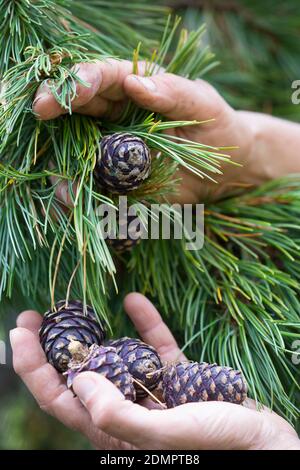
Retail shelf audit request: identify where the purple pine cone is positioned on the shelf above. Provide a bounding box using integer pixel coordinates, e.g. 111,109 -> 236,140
108,213 -> 142,253
107,337 -> 163,399
109,236 -> 140,253
162,362 -> 248,408
65,343 -> 136,401
39,300 -> 105,373
94,133 -> 151,193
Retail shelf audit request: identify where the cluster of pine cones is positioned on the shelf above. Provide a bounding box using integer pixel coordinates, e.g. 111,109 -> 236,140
39,300 -> 248,407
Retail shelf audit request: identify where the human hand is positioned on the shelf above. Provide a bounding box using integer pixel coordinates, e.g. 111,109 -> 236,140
33,59 -> 256,204
11,293 -> 300,450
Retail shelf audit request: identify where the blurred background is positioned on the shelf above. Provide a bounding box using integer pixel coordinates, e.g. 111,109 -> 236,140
0,0 -> 299,449
169,0 -> 300,121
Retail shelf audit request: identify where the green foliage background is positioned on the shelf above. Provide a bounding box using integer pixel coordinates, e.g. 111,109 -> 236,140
170,0 -> 300,121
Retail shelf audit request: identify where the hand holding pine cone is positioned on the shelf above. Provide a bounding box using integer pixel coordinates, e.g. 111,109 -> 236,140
40,300 -> 248,407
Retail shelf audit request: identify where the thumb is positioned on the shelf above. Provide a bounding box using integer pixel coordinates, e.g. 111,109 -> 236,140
73,371 -> 126,414
33,62 -> 102,120
73,373 -> 266,450
73,372 -> 155,447
124,73 -> 231,122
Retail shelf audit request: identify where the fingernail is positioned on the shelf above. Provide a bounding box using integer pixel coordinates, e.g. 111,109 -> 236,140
133,76 -> 157,92
32,95 -> 43,107
32,95 -> 46,116
9,328 -> 20,347
32,81 -> 51,109
73,375 -> 96,403
33,89 -> 48,107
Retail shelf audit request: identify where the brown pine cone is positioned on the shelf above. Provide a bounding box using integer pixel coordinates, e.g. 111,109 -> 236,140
107,213 -> 142,253
161,361 -> 248,408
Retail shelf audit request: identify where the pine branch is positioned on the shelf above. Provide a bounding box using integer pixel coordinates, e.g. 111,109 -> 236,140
1,0 -> 298,426
0,5 -> 226,313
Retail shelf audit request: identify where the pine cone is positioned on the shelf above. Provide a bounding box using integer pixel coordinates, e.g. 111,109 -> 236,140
39,300 -> 105,373
94,133 -> 151,193
107,337 -> 163,399
108,213 -> 142,253
109,237 -> 140,253
161,362 -> 247,408
65,342 -> 136,401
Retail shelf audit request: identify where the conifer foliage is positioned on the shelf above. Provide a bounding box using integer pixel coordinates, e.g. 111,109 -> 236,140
0,0 -> 299,425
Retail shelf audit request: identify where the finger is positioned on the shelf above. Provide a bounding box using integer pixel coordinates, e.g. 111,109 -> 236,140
72,94 -> 110,117
73,372 -> 165,448
162,401 -> 263,450
33,62 -> 102,120
47,161 -> 77,209
16,310 -> 42,335
123,293 -> 186,362
139,397 -> 163,410
48,173 -> 77,208
11,326 -> 131,449
75,98 -> 128,121
10,327 -> 91,433
92,59 -> 135,100
178,401 -> 263,450
74,372 -> 262,450
34,59 -> 135,120
243,398 -> 274,416
124,73 -> 231,122
243,398 -> 259,410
